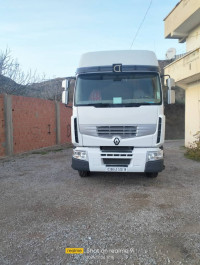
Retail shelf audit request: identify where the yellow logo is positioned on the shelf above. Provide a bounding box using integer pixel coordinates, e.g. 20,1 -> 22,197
65,248 -> 84,254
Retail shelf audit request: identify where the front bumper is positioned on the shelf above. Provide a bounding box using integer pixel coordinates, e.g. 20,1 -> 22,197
145,159 -> 164,172
72,158 -> 89,171
71,147 -> 164,173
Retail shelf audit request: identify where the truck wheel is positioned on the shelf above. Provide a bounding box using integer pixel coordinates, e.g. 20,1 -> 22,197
78,171 -> 89,177
145,172 -> 158,178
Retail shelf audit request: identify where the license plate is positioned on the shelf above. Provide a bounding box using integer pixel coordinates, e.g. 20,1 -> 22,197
106,167 -> 128,172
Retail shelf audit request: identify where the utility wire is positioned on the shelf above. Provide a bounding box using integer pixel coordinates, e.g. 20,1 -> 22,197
130,0 -> 153,49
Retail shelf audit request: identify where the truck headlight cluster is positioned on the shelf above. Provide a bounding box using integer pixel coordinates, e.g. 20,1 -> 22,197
147,150 -> 163,161
73,150 -> 87,160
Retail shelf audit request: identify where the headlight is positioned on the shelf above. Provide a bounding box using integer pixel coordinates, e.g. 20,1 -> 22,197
73,150 -> 87,160
147,150 -> 163,161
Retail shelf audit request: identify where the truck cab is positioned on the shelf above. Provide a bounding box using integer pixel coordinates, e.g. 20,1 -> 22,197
62,50 -> 175,178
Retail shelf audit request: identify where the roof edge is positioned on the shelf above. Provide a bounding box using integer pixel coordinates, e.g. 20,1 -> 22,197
163,0 -> 182,21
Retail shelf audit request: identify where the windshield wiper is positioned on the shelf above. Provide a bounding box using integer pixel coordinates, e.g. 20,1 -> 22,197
93,103 -> 113,108
77,102 -> 155,107
121,102 -> 154,107
88,103 -> 143,107
78,103 -> 113,107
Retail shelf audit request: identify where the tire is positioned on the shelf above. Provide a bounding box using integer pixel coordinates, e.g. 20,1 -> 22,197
145,172 -> 158,178
78,171 -> 90,177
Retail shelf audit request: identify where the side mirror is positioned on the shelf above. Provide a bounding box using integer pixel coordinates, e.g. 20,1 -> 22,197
62,90 -> 69,104
62,79 -> 69,105
168,90 -> 175,104
167,78 -> 175,104
62,79 -> 69,90
166,78 -> 175,90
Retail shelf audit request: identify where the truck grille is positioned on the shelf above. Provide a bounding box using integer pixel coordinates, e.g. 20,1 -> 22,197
79,124 -> 156,138
100,147 -> 133,159
97,126 -> 137,138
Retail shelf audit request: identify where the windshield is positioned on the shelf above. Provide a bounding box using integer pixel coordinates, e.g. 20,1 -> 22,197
75,73 -> 162,107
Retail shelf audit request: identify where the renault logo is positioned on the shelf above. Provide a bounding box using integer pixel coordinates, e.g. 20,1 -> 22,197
113,137 -> 120,145
113,64 -> 122,73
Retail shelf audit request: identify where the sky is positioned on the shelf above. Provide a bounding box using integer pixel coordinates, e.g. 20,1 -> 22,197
0,0 -> 185,79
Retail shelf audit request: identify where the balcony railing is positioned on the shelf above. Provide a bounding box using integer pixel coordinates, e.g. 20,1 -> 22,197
164,48 -> 200,86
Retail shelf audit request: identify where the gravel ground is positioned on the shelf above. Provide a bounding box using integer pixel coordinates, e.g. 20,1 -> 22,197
0,140 -> 200,265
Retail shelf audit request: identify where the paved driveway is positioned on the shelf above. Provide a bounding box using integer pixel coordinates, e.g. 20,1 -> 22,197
0,140 -> 200,265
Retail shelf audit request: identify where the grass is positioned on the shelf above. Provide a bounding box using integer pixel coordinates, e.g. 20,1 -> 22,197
185,132 -> 200,162
32,148 -> 64,155
32,151 -> 49,155
180,146 -> 186,150
52,148 -> 63,152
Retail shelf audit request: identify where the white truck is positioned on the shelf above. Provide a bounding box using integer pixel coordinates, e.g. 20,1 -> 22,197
62,50 -> 175,178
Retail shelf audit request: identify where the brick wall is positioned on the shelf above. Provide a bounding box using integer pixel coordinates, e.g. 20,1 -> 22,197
12,96 -> 57,154
0,95 -> 6,157
0,94 -> 72,157
60,103 -> 72,144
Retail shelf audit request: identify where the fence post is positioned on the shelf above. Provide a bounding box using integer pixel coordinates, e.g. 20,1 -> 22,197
55,101 -> 60,145
4,94 -> 13,156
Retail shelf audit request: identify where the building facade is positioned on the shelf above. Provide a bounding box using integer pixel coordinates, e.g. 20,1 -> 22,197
164,0 -> 200,146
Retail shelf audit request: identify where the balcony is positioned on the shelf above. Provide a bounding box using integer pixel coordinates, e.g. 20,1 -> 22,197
164,0 -> 200,42
164,47 -> 200,87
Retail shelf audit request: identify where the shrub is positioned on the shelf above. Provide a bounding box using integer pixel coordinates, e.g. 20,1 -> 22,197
185,131 -> 200,161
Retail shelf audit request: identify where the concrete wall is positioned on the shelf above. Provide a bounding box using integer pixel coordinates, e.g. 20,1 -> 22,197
185,82 -> 200,146
165,104 -> 185,140
164,48 -> 200,86
164,0 -> 200,147
60,103 -> 72,144
164,0 -> 200,39
0,94 -> 72,157
187,25 -> 200,52
0,95 -> 6,157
